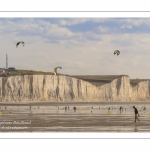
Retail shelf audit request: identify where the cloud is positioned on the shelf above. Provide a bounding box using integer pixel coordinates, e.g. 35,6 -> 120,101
120,24 -> 133,29
0,19 -> 76,42
98,26 -> 109,32
58,18 -> 108,26
1,18 -> 150,79
119,18 -> 150,26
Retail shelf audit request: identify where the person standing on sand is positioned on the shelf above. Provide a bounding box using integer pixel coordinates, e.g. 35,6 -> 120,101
119,107 -> 122,113
133,106 -> 140,122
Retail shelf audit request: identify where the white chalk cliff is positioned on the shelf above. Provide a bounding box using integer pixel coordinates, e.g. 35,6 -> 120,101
0,75 -> 150,102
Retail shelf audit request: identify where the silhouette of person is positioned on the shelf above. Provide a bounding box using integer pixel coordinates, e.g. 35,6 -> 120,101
133,106 -> 140,122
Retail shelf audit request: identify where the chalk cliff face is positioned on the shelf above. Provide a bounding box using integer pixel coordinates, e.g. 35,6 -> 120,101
0,75 -> 150,102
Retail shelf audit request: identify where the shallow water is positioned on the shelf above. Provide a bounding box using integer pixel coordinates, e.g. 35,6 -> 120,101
0,104 -> 148,115
0,103 -> 149,132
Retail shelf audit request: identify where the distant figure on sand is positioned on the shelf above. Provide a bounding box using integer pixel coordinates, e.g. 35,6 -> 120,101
73,107 -> 76,112
133,106 -> 140,122
119,107 -> 123,113
65,107 -> 67,111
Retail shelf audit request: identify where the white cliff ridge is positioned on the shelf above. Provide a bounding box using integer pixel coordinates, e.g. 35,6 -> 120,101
0,75 -> 150,102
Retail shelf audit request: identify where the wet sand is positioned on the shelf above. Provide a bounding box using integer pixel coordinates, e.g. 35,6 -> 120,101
0,102 -> 149,132
0,114 -> 149,132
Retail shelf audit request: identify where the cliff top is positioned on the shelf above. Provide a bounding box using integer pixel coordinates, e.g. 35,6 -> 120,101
71,75 -> 150,87
1,70 -> 150,87
130,79 -> 150,87
71,75 -> 127,86
0,69 -> 65,77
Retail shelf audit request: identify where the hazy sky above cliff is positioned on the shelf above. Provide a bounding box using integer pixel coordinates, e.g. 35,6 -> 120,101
0,17 -> 150,79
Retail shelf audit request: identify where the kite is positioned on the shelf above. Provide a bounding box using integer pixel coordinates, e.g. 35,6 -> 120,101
114,50 -> 120,56
54,66 -> 62,76
16,41 -> 25,48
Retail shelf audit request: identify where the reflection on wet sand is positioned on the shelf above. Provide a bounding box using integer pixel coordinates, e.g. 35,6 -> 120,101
0,103 -> 149,132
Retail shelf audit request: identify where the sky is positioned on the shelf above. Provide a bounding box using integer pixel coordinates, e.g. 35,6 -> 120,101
0,18 -> 150,79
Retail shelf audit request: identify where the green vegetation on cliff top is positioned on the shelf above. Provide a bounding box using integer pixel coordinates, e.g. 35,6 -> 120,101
0,69 -> 68,77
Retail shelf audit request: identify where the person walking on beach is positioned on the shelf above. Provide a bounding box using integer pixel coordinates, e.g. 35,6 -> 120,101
73,107 -> 76,112
119,107 -> 122,113
133,106 -> 140,122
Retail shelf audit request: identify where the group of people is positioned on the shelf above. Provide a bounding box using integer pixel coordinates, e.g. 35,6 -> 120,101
121,106 -> 140,122
65,106 -> 69,110
108,106 -> 141,123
